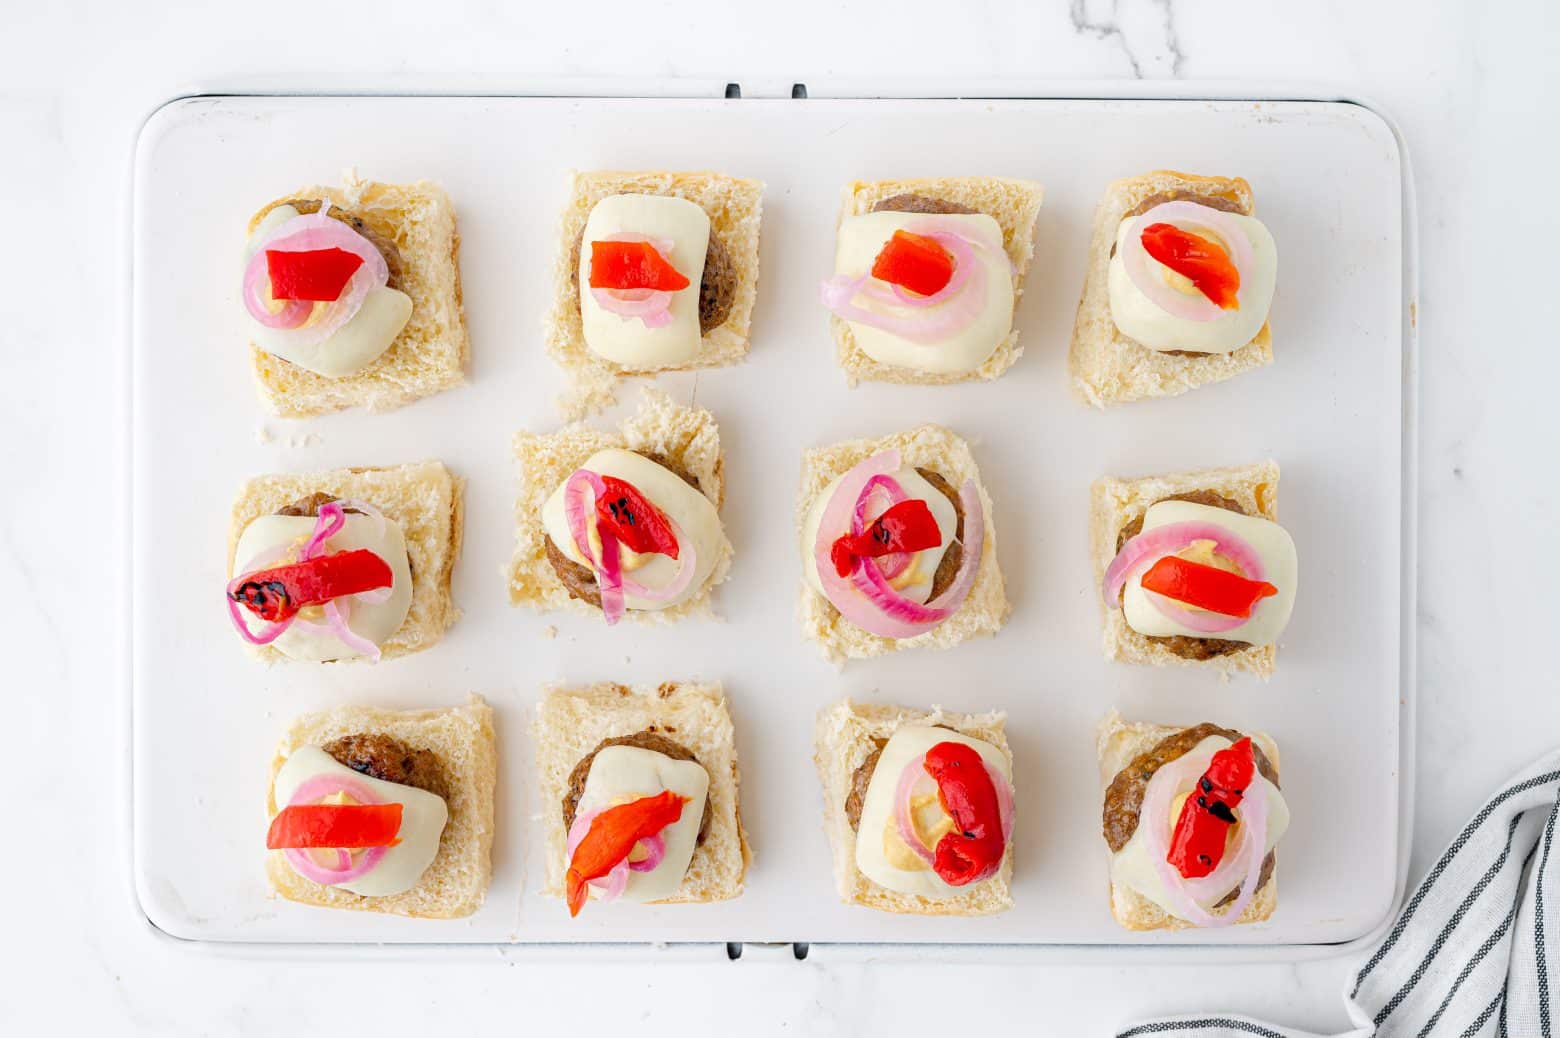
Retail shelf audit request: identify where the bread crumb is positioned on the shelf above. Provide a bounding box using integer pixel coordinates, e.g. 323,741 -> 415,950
255,425 -> 273,445
287,432 -> 322,449
542,625 -> 557,640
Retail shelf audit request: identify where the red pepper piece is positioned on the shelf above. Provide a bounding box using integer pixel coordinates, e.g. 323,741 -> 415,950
588,240 -> 691,292
566,790 -> 687,917
922,741 -> 1006,887
1140,556 -> 1277,619
870,230 -> 955,297
1167,737 -> 1256,879
1139,223 -> 1241,309
266,802 -> 404,850
595,476 -> 680,560
265,247 -> 365,302
830,499 -> 943,577
229,548 -> 394,624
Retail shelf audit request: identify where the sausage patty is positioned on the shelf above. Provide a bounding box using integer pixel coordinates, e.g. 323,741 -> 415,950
543,451 -> 703,609
1101,722 -> 1278,907
916,468 -> 966,601
1115,490 -> 1249,661
321,733 -> 446,799
844,724 -> 959,832
254,198 -> 405,292
871,194 -> 979,216
562,730 -> 712,845
571,223 -> 735,335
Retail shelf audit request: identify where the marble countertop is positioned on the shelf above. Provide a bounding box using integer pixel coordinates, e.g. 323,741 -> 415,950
4,0 -> 1557,1032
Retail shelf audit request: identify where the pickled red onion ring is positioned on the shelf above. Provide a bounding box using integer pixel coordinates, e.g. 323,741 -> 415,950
565,806 -> 667,903
588,233 -> 680,329
301,502 -> 347,560
852,474 -> 912,580
562,468 -> 697,622
820,230 -> 991,344
242,210 -> 389,346
1139,745 -> 1269,927
892,750 -> 1014,871
242,258 -> 311,328
628,832 -> 666,873
1122,201 -> 1255,323
1144,591 -> 1246,634
1101,521 -> 1265,608
282,773 -> 390,886
324,598 -> 381,663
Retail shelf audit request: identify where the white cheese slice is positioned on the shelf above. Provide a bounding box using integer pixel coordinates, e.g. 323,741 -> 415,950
800,466 -> 958,606
1120,500 -> 1298,646
573,745 -> 709,904
854,726 -> 1012,900
230,512 -> 413,661
1107,209 -> 1277,354
540,449 -> 726,612
579,195 -> 709,368
272,746 -> 448,898
833,211 -> 1013,374
1109,735 -> 1290,922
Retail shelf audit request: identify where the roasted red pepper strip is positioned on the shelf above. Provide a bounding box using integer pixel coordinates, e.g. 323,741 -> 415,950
830,499 -> 942,577
595,476 -> 680,560
265,247 -> 365,302
588,240 -> 691,292
870,230 -> 955,297
1168,737 -> 1256,879
1139,223 -> 1241,309
229,549 -> 394,624
266,802 -> 403,850
1140,556 -> 1277,619
923,741 -> 1006,887
566,790 -> 687,917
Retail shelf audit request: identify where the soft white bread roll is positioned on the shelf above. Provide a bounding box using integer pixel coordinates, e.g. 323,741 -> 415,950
545,170 -> 764,419
813,699 -> 1014,916
1068,171 -> 1274,407
1089,460 -> 1281,679
533,682 -> 749,906
830,177 -> 1044,387
246,173 -> 468,417
506,389 -> 731,623
1096,710 -> 1279,931
227,460 -> 463,663
265,695 -> 496,919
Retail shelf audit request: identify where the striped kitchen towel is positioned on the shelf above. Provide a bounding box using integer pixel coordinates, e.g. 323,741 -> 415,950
1117,748 -> 1560,1038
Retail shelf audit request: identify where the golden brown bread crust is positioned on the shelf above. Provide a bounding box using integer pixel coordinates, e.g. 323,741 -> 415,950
561,730 -> 713,845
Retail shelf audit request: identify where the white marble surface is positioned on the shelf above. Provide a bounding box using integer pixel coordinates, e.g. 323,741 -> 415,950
2,0 -> 1557,1032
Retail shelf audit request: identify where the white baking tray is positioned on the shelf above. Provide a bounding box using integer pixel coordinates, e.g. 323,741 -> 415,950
130,91 -> 1411,954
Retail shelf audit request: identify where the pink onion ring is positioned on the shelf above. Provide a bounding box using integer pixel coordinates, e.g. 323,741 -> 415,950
282,772 -> 390,886
1139,744 -> 1269,927
1102,520 -> 1266,608
563,470 -> 625,624
1145,591 -> 1247,634
628,832 -> 666,873
820,226 -> 1001,344
852,474 -> 912,580
323,598 -> 381,663
587,233 -> 681,329
892,749 -> 1014,872
301,502 -> 347,560
564,806 -> 666,903
242,210 -> 389,345
1122,201 -> 1255,322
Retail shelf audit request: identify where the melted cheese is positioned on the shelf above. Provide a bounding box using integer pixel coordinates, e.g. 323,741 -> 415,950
854,726 -> 1011,900
230,512 -> 413,661
272,746 -> 448,898
833,211 -> 1013,374
578,195 -> 709,367
800,467 -> 959,606
573,745 -> 709,904
1109,735 -> 1290,922
1120,500 -> 1298,646
242,204 -> 412,377
1107,208 -> 1277,354
539,449 -> 727,611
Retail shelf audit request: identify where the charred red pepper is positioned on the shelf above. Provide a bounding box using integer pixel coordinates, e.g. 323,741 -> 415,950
566,790 -> 687,917
265,247 -> 365,302
229,549 -> 394,624
266,802 -> 403,850
922,741 -> 1006,887
1167,737 -> 1256,879
595,476 -> 680,560
870,230 -> 955,297
830,499 -> 942,577
588,240 -> 691,292
1140,556 -> 1277,619
1139,223 -> 1241,309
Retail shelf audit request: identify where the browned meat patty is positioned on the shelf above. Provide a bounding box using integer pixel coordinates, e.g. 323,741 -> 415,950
277,493 -> 365,517
916,468 -> 966,601
562,730 -> 712,846
254,198 -> 405,292
871,194 -> 979,216
543,451 -> 703,609
571,223 -> 735,335
1114,490 -> 1249,660
1101,721 -> 1279,907
844,724 -> 958,832
322,733 -> 445,798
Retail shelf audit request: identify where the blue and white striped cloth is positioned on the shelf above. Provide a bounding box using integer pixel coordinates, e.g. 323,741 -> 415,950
1118,749 -> 1560,1038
